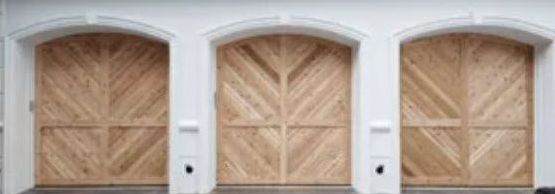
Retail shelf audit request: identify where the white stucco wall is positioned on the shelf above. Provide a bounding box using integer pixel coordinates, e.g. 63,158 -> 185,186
0,0 -> 6,190
3,0 -> 555,194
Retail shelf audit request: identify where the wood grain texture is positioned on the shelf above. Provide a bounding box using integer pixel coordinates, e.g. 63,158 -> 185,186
36,33 -> 169,186
464,34 -> 533,186
217,34 -> 351,185
401,33 -> 533,186
402,127 -> 464,185
37,127 -> 105,185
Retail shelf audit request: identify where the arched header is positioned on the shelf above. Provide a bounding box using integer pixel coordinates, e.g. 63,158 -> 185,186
199,15 -> 369,47
394,14 -> 555,45
7,14 -> 176,43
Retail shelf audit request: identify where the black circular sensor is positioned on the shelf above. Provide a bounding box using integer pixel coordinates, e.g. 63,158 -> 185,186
185,165 -> 194,174
376,165 -> 385,175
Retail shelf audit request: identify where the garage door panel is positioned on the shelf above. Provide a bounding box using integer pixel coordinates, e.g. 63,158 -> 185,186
286,37 -> 350,123
283,35 -> 323,71
465,37 -> 532,122
219,42 -> 281,91
37,127 -> 105,184
38,43 -> 106,123
36,33 -> 168,185
401,33 -> 533,186
108,38 -> 168,123
287,47 -> 347,91
286,127 -> 349,184
109,63 -> 168,123
234,35 -> 283,73
108,127 -> 167,183
402,127 -> 464,185
218,49 -> 281,122
287,73 -> 349,122
401,35 -> 463,121
219,76 -> 280,122
469,128 -> 531,184
218,127 -> 282,184
218,35 -> 351,185
47,36 -> 105,72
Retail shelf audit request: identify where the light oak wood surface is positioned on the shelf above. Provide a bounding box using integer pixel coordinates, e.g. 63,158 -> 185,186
401,33 -> 534,186
35,33 -> 169,186
216,34 -> 351,185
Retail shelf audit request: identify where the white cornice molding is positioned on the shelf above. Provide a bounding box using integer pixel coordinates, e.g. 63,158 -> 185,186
393,14 -> 474,40
7,14 -> 176,41
288,15 -> 369,40
482,15 -> 555,39
394,13 -> 555,41
199,14 -> 369,43
199,15 -> 279,40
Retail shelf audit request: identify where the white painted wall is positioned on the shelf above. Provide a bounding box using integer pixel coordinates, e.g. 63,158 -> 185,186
3,0 -> 555,194
0,0 -> 6,191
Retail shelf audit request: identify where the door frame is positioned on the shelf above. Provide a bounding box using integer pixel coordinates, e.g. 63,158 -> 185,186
2,14 -> 176,194
391,14 -> 555,190
197,15 -> 371,193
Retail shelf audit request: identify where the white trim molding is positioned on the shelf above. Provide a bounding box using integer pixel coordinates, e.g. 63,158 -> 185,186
195,14 -> 371,194
2,14 -> 177,194
394,13 -> 555,43
390,14 -> 555,192
199,14 -> 368,45
7,14 -> 176,41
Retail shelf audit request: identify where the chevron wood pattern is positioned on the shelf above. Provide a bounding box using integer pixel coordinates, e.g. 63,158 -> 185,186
401,33 -> 533,186
217,34 -> 351,185
36,33 -> 169,185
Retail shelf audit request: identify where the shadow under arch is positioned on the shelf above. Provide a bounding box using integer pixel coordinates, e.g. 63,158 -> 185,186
3,14 -> 177,194
194,15 -> 372,193
391,14 -> 555,191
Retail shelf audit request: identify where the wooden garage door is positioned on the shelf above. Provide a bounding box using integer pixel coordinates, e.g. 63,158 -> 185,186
217,34 -> 351,185
401,33 -> 534,186
35,33 -> 168,185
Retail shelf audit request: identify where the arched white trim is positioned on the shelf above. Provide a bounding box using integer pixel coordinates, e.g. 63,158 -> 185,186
394,14 -> 475,40
390,14 -> 555,192
199,14 -> 368,45
191,15 -> 370,194
394,14 -> 555,43
7,14 -> 176,41
2,14 -> 178,194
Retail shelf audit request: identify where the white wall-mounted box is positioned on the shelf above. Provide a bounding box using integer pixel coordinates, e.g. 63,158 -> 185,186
370,121 -> 392,158
179,120 -> 199,157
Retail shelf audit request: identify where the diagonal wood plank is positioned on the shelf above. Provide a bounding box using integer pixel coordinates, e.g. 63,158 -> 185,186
37,127 -> 105,184
217,34 -> 351,185
36,33 -> 169,185
401,33 -> 533,186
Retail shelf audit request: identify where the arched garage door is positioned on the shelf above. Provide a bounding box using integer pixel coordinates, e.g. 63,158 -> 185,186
216,34 -> 352,185
35,33 -> 169,185
401,33 -> 534,186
